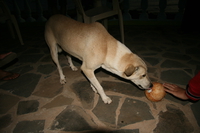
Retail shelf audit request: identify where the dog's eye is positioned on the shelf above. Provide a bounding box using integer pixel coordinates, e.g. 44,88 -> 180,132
142,74 -> 146,77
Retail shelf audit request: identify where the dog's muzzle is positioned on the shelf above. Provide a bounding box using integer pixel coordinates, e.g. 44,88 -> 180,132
138,83 -> 153,90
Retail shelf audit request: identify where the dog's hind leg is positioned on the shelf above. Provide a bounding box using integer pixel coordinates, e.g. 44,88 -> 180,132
66,55 -> 78,71
45,28 -> 66,84
50,45 -> 66,84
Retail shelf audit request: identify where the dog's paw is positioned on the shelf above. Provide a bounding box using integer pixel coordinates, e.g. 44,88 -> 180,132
60,78 -> 66,84
71,66 -> 78,71
102,96 -> 112,104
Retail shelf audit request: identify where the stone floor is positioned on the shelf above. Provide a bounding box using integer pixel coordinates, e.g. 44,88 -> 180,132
0,21 -> 200,133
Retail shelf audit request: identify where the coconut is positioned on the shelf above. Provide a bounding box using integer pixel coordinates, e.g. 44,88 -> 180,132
145,82 -> 166,102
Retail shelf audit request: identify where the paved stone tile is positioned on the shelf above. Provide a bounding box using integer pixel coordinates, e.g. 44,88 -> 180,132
191,101 -> 200,127
12,65 -> 34,74
195,66 -> 200,74
13,120 -> 45,133
102,81 -> 144,97
148,46 -> 163,52
12,45 -> 29,53
42,95 -> 73,109
186,47 -> 200,55
133,46 -> 148,53
0,93 -> 20,114
143,57 -> 162,66
161,70 -> 192,85
166,48 -> 180,52
187,60 -> 200,66
165,94 -> 189,105
148,67 -> 157,73
192,54 -> 200,59
118,98 -> 154,128
184,69 -> 193,75
112,129 -> 139,133
161,59 -> 187,68
42,47 -> 51,54
1,73 -> 41,97
87,129 -> 139,133
148,67 -> 159,79
182,38 -> 199,46
17,100 -> 39,115
133,36 -> 148,42
141,52 -> 158,56
163,36 -> 181,45
162,52 -> 191,61
51,105 -> 95,131
40,55 -> 52,62
154,104 -> 193,133
71,81 -> 95,109
162,41 -> 178,46
33,76 -> 63,98
18,54 -> 44,63
37,64 -> 56,74
93,96 -> 120,125
22,48 -> 41,54
85,130 -> 110,133
0,114 -> 12,130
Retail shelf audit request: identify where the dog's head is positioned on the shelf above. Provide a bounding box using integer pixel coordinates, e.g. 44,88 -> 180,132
123,64 -> 153,90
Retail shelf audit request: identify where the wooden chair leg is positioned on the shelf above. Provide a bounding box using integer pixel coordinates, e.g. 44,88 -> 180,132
7,20 -> 15,39
11,16 -> 24,45
118,10 -> 124,44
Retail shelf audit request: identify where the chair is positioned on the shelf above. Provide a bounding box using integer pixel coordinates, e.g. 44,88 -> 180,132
0,0 -> 24,45
73,0 -> 124,43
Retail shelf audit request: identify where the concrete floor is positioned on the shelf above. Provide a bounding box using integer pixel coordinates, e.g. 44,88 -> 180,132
0,22 -> 200,133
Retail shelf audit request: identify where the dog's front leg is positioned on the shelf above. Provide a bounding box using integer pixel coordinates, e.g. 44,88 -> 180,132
90,84 -> 97,93
81,66 -> 112,104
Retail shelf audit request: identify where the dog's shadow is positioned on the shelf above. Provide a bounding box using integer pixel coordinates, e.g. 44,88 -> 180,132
95,68 -> 139,89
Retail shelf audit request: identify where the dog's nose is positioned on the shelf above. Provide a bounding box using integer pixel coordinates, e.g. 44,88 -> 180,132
149,83 -> 153,88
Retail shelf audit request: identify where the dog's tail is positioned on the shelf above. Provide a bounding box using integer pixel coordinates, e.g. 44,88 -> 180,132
57,45 -> 63,53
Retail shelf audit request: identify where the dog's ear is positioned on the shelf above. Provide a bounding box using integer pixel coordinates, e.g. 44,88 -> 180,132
124,64 -> 138,77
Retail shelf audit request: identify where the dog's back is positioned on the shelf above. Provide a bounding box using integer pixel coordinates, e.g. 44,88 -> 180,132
45,14 -> 116,61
